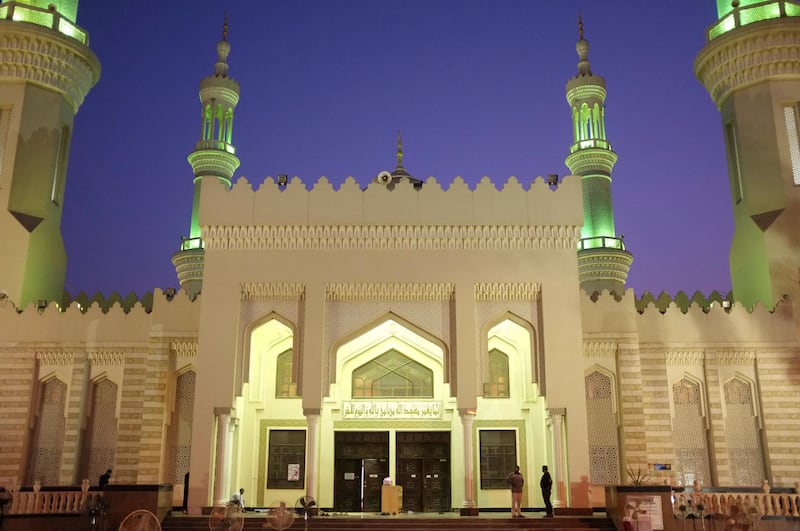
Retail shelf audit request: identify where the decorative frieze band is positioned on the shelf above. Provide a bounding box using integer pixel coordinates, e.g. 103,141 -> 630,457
87,351 -> 125,366
241,283 -> 305,301
665,350 -> 705,366
0,24 -> 100,112
474,282 -> 541,301
204,224 -> 581,252
696,22 -> 800,107
36,350 -> 74,366
707,350 -> 756,366
583,341 -> 618,358
170,342 -> 198,359
326,283 -> 454,301
342,401 -> 443,419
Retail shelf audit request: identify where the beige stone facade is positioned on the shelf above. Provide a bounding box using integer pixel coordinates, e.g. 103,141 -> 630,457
0,173 -> 798,513
1,0 -> 800,517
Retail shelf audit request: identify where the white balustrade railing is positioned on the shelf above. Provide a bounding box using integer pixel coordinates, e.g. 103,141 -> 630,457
4,479 -> 103,515
674,491 -> 800,519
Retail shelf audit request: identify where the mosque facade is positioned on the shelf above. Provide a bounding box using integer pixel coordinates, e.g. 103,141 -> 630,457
0,0 -> 799,515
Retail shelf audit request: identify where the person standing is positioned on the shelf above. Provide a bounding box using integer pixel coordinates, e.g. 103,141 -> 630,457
541,465 -> 553,517
506,465 -> 524,517
98,469 -> 112,489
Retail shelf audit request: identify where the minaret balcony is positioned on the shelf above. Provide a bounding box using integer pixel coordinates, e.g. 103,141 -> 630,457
708,0 -> 800,41
0,2 -> 88,44
569,139 -> 611,153
179,237 -> 203,252
578,235 -> 626,251
187,148 -> 240,183
194,140 -> 236,154
565,147 -> 618,176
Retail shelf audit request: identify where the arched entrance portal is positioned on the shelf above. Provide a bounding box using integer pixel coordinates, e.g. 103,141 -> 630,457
329,318 -> 451,513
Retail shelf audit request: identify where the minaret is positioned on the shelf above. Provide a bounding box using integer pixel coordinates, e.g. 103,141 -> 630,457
695,1 -> 800,308
565,16 -> 632,294
0,0 -> 100,308
172,17 -> 240,298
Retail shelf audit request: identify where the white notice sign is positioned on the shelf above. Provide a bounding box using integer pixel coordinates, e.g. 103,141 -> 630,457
626,495 -> 664,531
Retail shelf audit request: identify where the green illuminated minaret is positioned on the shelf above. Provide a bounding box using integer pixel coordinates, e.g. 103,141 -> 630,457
172,17 -> 240,298
565,17 -> 632,294
696,0 -> 800,308
0,0 -> 100,308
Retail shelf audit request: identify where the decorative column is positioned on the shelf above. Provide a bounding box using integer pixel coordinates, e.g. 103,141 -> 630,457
225,416 -> 239,500
459,409 -> 478,516
548,408 -> 567,509
213,407 -> 232,504
304,409 -> 321,501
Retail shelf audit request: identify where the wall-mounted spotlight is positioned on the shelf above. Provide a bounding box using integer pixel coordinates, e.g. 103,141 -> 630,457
277,174 -> 288,187
165,288 -> 177,301
547,174 -> 559,186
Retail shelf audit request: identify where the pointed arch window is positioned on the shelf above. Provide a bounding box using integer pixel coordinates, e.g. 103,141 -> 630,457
80,379 -> 119,483
724,378 -> 764,486
352,350 -> 433,398
585,371 -> 620,485
276,349 -> 297,398
166,371 -> 195,487
483,349 -> 509,398
26,378 -> 67,485
671,378 -> 711,487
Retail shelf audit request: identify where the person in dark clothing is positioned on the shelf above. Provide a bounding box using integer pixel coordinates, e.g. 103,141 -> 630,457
506,465 -> 524,517
99,469 -> 112,489
182,471 -> 189,513
541,465 -> 553,517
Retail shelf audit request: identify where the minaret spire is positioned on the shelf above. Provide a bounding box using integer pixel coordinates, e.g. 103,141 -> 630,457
397,130 -> 404,166
172,15 -> 242,298
564,14 -> 632,294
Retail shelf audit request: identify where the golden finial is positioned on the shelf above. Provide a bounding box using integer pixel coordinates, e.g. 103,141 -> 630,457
223,12 -> 229,41
397,130 -> 404,165
578,10 -> 584,39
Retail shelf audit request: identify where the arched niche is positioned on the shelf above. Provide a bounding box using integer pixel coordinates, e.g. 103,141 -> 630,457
331,313 -> 447,401
480,312 -> 539,398
242,312 -> 296,402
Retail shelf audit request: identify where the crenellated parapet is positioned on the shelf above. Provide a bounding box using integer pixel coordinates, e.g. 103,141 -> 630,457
199,175 -> 584,248
635,290 -> 733,313
0,288 -> 200,345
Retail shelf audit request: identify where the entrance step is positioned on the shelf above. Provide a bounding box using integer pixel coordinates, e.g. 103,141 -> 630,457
161,513 -> 616,531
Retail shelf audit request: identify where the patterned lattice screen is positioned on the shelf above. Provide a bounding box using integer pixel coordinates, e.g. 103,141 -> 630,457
585,371 -> 620,484
724,379 -> 765,486
28,379 -> 67,485
86,379 -> 118,483
0,108 -> 10,188
672,378 -> 711,486
168,371 -> 196,484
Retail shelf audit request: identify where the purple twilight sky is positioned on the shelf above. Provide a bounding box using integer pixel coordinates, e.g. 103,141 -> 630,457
62,0 -> 731,298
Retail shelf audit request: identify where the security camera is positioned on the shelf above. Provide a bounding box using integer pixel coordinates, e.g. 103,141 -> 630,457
376,171 -> 392,185
0,289 -> 7,300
